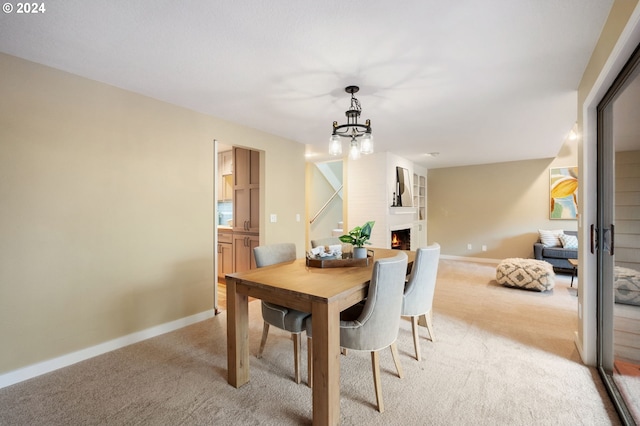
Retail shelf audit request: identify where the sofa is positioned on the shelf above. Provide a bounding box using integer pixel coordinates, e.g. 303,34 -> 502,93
533,230 -> 578,273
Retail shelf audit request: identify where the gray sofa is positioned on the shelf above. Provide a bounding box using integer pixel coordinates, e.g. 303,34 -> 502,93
533,230 -> 577,273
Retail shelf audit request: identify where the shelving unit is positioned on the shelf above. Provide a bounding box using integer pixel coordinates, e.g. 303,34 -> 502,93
413,173 -> 426,221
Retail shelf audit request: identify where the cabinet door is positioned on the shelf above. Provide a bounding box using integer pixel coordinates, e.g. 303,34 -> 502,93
218,151 -> 233,201
233,147 -> 260,232
218,243 -> 233,281
233,233 -> 258,273
221,150 -> 233,175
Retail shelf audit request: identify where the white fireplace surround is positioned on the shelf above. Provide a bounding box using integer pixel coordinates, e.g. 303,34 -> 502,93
346,152 -> 426,250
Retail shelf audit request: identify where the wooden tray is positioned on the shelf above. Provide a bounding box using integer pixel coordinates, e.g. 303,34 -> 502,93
305,250 -> 374,268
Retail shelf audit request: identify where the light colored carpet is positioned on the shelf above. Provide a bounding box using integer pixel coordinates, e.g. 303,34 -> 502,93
0,260 -> 621,425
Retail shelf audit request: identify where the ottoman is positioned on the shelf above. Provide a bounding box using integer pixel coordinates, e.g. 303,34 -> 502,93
496,258 -> 555,291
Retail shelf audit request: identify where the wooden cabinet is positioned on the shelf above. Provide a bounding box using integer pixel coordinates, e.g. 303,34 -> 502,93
217,230 -> 233,281
218,150 -> 233,202
233,147 -> 260,232
233,232 -> 259,273
219,150 -> 233,175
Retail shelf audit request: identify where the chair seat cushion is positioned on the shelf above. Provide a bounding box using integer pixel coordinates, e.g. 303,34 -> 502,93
496,258 -> 555,292
261,302 -> 309,332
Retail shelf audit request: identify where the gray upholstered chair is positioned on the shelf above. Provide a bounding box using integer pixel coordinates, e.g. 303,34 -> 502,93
307,251 -> 408,412
253,243 -> 310,384
402,243 -> 440,361
310,236 -> 341,248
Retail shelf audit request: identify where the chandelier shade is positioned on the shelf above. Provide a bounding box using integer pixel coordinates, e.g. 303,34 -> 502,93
329,86 -> 373,159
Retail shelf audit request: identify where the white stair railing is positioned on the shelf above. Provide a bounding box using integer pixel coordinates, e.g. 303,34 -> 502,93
309,185 -> 343,224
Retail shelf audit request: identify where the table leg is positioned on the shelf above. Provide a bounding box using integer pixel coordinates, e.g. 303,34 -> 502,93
571,267 -> 576,288
226,276 -> 249,388
312,301 -> 341,426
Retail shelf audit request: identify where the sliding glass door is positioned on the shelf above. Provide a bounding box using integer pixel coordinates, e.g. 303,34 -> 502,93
597,43 -> 640,425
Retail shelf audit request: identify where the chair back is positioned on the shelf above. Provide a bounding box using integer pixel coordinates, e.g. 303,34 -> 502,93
340,251 -> 408,351
254,243 -> 296,268
310,237 -> 341,248
402,244 -> 440,316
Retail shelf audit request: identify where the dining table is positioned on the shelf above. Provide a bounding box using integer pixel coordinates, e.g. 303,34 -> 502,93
226,247 -> 415,425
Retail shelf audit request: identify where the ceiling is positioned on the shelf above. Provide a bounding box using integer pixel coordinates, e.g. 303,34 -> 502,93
0,1 -> 615,168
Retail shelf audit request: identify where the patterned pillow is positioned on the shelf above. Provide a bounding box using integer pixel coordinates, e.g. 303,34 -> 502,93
559,234 -> 578,249
538,229 -> 564,247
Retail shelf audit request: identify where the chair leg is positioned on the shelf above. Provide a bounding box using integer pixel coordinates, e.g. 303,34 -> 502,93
417,311 -> 436,342
390,342 -> 404,378
257,322 -> 270,358
424,311 -> 436,342
410,316 -> 421,361
292,333 -> 302,384
371,351 -> 384,413
307,336 -> 313,388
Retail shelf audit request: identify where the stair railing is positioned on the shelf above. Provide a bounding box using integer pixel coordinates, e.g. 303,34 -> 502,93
309,185 -> 343,224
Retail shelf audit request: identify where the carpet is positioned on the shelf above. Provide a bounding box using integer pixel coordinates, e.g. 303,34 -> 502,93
0,260 -> 621,425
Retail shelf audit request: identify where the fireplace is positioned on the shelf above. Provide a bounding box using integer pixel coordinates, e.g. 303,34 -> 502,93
391,228 -> 411,250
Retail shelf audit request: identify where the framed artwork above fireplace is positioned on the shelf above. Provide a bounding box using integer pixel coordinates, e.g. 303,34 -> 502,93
396,166 -> 413,207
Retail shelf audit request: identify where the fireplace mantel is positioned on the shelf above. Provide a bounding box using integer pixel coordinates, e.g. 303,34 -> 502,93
389,207 -> 417,215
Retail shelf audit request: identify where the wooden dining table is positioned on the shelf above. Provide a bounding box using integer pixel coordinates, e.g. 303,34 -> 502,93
226,248 -> 415,425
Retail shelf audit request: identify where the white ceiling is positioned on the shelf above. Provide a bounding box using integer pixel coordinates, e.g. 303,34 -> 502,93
0,0 -> 615,168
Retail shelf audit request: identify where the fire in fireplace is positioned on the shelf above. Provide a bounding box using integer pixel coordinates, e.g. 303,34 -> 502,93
391,228 -> 411,250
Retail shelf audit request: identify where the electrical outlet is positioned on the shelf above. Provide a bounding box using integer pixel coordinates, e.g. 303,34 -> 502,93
482,245 -> 487,252
296,214 -> 300,222
467,243 -> 472,250
270,214 -> 277,223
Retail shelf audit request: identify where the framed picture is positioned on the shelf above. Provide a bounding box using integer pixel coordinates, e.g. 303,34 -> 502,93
550,166 -> 578,219
396,166 -> 413,207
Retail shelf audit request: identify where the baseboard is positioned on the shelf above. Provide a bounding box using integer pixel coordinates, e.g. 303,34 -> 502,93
574,330 -> 587,365
440,254 -> 501,264
0,309 -> 216,390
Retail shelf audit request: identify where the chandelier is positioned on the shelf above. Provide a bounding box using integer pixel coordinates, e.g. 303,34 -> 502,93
329,86 -> 373,160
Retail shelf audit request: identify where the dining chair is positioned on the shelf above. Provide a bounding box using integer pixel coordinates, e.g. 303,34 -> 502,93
310,236 -> 341,248
253,243 -> 310,384
307,251 -> 409,413
402,243 -> 440,361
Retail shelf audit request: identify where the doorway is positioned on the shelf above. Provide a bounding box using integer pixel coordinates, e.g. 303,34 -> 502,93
596,42 -> 640,425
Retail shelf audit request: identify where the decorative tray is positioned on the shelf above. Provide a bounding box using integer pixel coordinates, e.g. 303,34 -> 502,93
305,250 -> 374,268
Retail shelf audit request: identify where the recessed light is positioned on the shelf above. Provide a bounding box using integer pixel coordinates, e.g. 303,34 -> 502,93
424,152 -> 439,157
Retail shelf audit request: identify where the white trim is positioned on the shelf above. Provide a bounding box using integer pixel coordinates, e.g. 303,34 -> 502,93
578,3 -> 640,366
390,223 -> 413,231
440,254 -> 501,264
0,309 -> 216,389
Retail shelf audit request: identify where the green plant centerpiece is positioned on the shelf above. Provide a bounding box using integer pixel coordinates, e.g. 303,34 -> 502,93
339,221 -> 375,259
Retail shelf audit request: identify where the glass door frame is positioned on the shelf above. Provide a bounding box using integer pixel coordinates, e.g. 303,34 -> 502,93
596,42 -> 640,426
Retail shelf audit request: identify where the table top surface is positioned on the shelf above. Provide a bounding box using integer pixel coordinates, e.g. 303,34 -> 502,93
227,248 -> 414,304
568,258 -> 578,267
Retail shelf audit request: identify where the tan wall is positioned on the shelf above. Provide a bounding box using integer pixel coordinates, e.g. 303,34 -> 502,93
0,53 -> 305,374
578,0 -> 639,121
427,138 -> 578,259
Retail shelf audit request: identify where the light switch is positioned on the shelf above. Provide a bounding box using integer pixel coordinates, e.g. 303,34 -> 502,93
296,214 -> 300,222
270,214 -> 277,223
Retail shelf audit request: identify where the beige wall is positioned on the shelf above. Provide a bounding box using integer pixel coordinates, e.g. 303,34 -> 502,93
0,53 -> 305,375
427,138 -> 578,260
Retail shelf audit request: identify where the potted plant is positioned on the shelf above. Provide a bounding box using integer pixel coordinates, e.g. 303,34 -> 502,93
339,221 -> 375,259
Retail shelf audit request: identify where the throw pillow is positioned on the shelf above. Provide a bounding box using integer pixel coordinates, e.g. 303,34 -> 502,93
559,233 -> 578,249
538,229 -> 564,247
